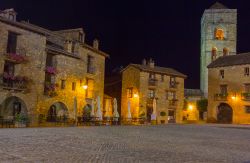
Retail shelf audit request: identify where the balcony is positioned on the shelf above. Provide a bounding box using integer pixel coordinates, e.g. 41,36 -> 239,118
169,81 -> 179,89
0,73 -> 29,92
4,53 -> 29,64
241,92 -> 250,101
214,93 -> 228,101
87,67 -> 96,74
148,79 -> 158,87
169,99 -> 178,107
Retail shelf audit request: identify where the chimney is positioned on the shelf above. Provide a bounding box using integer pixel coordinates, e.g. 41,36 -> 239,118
93,39 -> 99,49
0,8 -> 17,21
148,58 -> 155,68
142,59 -> 147,65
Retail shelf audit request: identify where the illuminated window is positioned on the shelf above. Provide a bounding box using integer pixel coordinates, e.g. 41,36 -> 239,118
215,28 -> 224,40
211,47 -> 217,61
127,88 -> 133,98
244,67 -> 249,76
148,89 -> 155,98
223,48 -> 229,56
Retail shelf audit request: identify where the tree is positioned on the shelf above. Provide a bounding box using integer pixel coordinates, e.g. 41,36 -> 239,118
196,99 -> 208,112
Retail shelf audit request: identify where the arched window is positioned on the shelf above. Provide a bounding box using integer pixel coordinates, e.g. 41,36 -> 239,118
215,28 -> 224,40
223,48 -> 229,56
211,47 -> 217,61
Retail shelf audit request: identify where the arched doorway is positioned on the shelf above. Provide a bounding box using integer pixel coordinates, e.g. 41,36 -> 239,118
0,96 -> 28,120
47,102 -> 68,122
217,103 -> 233,123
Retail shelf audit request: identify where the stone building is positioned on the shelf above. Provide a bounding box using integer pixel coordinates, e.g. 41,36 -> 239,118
183,89 -> 203,121
0,9 -> 109,125
207,53 -> 250,124
200,2 -> 237,97
121,59 -> 186,124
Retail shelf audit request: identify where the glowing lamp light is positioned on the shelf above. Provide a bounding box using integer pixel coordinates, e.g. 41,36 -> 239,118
83,85 -> 88,90
188,105 -> 193,111
231,95 -> 236,100
133,93 -> 139,98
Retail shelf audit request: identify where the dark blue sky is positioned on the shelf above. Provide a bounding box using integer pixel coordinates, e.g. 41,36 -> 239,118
1,0 -> 250,88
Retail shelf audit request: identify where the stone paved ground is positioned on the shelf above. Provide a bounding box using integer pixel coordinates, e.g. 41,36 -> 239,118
0,124 -> 250,163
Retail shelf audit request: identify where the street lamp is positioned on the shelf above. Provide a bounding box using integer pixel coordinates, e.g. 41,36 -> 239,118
83,85 -> 88,90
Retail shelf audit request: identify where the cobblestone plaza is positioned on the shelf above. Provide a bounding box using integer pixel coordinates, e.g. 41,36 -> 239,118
0,125 -> 250,162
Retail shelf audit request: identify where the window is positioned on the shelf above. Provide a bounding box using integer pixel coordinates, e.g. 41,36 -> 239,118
71,42 -> 75,53
167,91 -> 176,100
61,80 -> 66,89
127,88 -> 133,98
215,28 -> 224,40
161,75 -> 164,82
79,33 -> 83,42
244,67 -> 249,76
148,89 -> 155,98
87,55 -> 95,74
220,85 -> 227,94
72,82 -> 76,91
245,106 -> 250,114
220,70 -> 224,79
244,84 -> 250,93
3,61 -> 15,76
7,32 -> 18,53
9,14 -> 14,21
211,47 -> 217,61
149,73 -> 155,80
223,48 -> 229,56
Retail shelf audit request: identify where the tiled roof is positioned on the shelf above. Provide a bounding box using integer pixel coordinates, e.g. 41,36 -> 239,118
184,89 -> 203,97
209,2 -> 228,9
207,52 -> 250,68
123,64 -> 187,78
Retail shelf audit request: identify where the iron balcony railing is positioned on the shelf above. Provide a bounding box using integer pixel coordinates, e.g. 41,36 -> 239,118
148,79 -> 158,86
214,93 -> 228,101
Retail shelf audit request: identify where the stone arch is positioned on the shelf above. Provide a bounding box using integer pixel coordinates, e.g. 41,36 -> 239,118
0,96 -> 28,119
214,27 -> 225,40
217,103 -> 233,123
211,47 -> 217,61
47,102 -> 69,122
223,48 -> 229,56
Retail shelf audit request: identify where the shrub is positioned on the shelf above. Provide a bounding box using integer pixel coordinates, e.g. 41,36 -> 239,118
197,99 -> 208,112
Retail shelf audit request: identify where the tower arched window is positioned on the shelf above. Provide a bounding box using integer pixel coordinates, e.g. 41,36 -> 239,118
223,48 -> 229,56
215,28 -> 224,40
211,47 -> 217,61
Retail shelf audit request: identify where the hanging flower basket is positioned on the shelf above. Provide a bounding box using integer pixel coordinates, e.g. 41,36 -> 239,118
5,53 -> 28,63
45,66 -> 57,75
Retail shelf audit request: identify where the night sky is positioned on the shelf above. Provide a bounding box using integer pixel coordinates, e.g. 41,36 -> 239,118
1,0 -> 250,89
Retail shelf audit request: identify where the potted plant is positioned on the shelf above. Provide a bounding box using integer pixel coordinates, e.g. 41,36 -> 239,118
15,114 -> 29,128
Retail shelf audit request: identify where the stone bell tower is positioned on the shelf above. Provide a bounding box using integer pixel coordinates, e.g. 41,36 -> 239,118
200,2 -> 237,97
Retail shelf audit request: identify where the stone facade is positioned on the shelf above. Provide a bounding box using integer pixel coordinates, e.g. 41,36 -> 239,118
200,3 -> 237,97
121,59 -> 186,124
208,60 -> 250,124
0,9 -> 108,126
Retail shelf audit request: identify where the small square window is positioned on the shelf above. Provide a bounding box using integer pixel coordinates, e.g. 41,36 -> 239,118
220,70 -> 224,79
61,80 -> 66,89
245,106 -> 250,114
244,67 -> 249,76
72,82 -> 76,91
